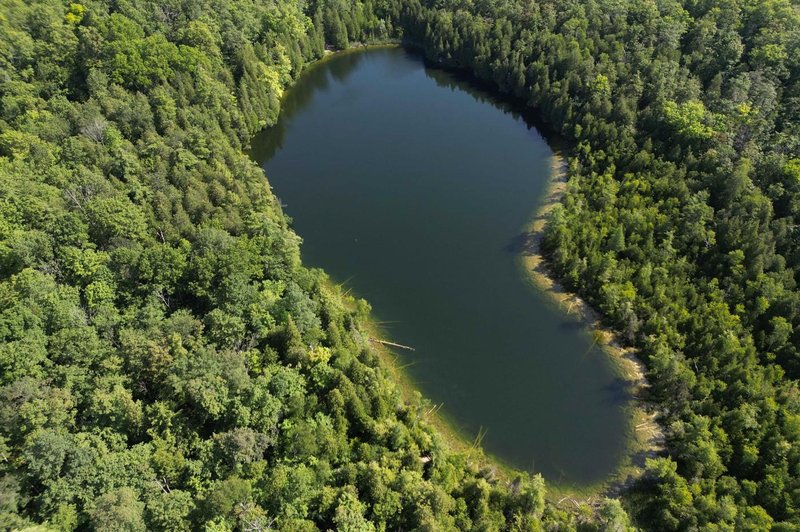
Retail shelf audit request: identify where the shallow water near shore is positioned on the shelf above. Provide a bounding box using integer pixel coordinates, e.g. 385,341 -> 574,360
250,47 -> 630,485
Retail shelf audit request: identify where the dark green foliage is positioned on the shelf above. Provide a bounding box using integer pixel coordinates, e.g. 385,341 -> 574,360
4,0 -> 798,528
0,0 -> 577,530
387,0 -> 800,528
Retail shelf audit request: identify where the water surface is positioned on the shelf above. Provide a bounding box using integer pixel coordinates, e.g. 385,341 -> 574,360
251,47 -> 629,485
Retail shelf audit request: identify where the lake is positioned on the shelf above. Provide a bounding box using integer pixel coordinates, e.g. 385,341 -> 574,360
250,47 -> 629,485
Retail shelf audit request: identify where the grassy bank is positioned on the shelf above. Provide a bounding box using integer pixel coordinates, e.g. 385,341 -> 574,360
349,295 -> 519,479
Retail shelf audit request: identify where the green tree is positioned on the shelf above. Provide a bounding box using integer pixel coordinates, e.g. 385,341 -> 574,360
89,488 -> 147,532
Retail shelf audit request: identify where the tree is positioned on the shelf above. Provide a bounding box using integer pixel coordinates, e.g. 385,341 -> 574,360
89,488 -> 147,532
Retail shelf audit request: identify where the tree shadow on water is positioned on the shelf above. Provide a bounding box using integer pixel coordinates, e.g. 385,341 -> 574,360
601,377 -> 634,407
557,320 -> 584,332
506,231 -> 538,255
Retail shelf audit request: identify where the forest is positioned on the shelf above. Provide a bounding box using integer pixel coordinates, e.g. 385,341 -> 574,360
0,0 -> 798,530
392,0 -> 800,528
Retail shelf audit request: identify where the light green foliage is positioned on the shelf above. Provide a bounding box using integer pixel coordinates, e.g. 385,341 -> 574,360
598,498 -> 634,532
89,488 -> 147,532
663,100 -> 717,141
785,159 -> 800,185
334,487 -> 376,532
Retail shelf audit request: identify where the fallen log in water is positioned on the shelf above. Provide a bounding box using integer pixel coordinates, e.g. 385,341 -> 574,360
369,337 -> 415,351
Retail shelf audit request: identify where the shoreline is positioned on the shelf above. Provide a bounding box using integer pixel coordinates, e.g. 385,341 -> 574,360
274,41 -> 524,484
263,44 -> 663,504
517,150 -> 665,500
355,310 -> 515,474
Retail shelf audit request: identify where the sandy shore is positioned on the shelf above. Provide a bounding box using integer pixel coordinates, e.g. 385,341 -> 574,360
518,151 -> 665,500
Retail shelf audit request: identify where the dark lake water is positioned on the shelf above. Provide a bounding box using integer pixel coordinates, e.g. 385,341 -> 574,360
250,47 -> 629,485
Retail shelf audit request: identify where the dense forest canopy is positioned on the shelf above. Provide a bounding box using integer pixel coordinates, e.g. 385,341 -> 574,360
0,0 -> 586,529
0,0 -> 798,530
393,0 -> 800,528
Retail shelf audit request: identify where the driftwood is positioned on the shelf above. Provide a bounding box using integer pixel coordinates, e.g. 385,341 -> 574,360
369,337 -> 415,351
